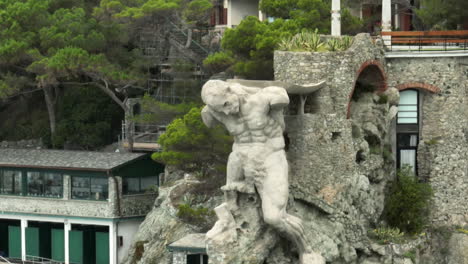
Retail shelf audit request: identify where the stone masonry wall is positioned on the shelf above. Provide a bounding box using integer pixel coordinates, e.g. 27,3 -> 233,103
386,57 -> 468,226
274,34 -> 399,262
275,33 -> 386,117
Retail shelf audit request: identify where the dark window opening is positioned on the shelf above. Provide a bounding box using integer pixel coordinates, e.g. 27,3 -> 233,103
396,89 -> 420,176
0,170 -> 22,195
71,176 -> 108,200
27,172 -> 63,198
187,254 -> 208,264
123,176 -> 158,195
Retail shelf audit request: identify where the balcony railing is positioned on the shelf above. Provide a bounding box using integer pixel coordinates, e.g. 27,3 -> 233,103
381,30 -> 468,52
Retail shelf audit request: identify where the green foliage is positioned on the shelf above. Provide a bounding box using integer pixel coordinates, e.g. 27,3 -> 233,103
403,250 -> 417,262
383,166 -> 433,234
377,94 -> 388,104
339,35 -> 354,50
152,107 -> 232,175
0,96 -> 50,142
278,33 -> 354,52
326,38 -> 340,51
341,8 -> 364,35
132,94 -> 196,124
52,86 -> 123,150
221,17 -> 298,79
116,0 -> 181,19
382,145 -> 393,162
278,29 -> 325,52
370,226 -> 405,244
260,0 -> 331,32
202,51 -> 235,74
176,203 -> 215,230
219,0 -> 361,79
183,0 -> 212,26
415,0 -> 468,30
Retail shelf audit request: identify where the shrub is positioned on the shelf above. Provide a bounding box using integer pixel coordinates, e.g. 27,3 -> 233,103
383,166 -> 433,233
177,203 -> 215,231
202,51 -> 235,74
370,226 -> 405,244
377,94 -> 388,104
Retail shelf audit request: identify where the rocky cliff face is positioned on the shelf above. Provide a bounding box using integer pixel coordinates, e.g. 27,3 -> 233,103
125,34 -> 467,264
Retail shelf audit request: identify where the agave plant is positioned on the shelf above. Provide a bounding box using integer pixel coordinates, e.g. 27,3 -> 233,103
326,38 -> 340,51
277,29 -> 325,52
339,36 -> 354,50
302,29 -> 324,51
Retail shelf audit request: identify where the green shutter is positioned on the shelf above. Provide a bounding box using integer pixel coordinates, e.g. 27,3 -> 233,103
69,231 -> 83,264
26,227 -> 40,257
51,229 -> 65,262
95,232 -> 109,264
8,226 -> 21,259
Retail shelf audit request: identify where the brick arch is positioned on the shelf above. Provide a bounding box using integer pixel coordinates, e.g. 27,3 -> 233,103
396,82 -> 441,93
346,60 -> 388,119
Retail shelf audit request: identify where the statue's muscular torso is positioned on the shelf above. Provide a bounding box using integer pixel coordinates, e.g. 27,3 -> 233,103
210,91 -> 285,145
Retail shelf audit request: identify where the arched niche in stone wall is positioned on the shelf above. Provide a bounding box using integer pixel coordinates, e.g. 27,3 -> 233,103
347,60 -> 387,119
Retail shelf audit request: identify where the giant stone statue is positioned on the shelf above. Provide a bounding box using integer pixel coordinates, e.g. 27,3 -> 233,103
201,80 -> 326,264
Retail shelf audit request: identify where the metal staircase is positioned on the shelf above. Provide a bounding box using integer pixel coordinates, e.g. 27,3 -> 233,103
166,19 -> 210,58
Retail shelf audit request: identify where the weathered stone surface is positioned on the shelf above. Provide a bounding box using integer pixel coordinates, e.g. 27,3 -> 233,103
447,233 -> 468,264
386,57 -> 468,227
122,179 -> 222,264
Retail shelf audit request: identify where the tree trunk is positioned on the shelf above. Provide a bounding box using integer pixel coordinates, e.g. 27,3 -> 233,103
95,80 -> 134,152
185,28 -> 193,48
126,118 -> 135,153
43,86 -> 56,136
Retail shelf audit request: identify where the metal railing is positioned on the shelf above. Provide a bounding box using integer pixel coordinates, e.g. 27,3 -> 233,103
25,255 -> 64,264
0,256 -> 13,264
381,30 -> 468,52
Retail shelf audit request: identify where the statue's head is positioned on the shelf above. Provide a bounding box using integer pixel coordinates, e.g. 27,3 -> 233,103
202,80 -> 240,115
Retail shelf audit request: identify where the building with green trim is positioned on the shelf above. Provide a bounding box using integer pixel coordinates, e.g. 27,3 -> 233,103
0,149 -> 164,264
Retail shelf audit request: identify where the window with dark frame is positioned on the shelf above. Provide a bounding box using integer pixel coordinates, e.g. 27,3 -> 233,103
0,170 -> 22,195
122,176 -> 158,195
71,176 -> 108,200
396,89 -> 420,175
26,172 -> 63,198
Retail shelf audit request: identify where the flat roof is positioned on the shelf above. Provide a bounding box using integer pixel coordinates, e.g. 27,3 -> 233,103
167,233 -> 206,253
0,149 -> 146,172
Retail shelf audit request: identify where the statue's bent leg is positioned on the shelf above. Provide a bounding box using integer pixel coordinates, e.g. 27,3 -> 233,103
224,151 -> 244,210
258,150 -> 324,263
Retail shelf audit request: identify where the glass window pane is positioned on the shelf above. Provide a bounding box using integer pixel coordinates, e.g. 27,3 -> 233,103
398,117 -> 418,124
44,173 -> 62,198
398,90 -> 418,124
141,176 -> 157,192
1,170 -> 21,195
398,112 -> 417,118
399,90 -> 417,104
398,134 -> 418,147
123,178 -> 140,195
91,178 -> 108,200
72,176 -> 90,199
400,149 -> 416,174
27,172 -> 43,196
398,105 -> 417,111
